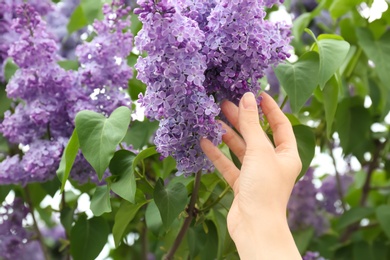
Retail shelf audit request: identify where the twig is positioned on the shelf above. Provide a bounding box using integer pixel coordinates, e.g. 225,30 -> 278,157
200,184 -> 231,212
24,186 -> 50,260
327,142 -> 347,212
164,171 -> 202,260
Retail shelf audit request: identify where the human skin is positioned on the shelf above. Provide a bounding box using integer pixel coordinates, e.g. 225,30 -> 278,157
200,92 -> 302,260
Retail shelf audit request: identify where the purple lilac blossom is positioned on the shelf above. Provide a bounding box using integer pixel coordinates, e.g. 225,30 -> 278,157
135,0 -> 291,175
319,174 -> 353,215
302,251 -> 325,260
0,1 -> 133,185
287,168 -> 328,235
135,0 -> 223,175
0,198 -> 32,260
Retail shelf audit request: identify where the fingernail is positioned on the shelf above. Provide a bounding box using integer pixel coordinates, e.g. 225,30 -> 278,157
242,92 -> 257,110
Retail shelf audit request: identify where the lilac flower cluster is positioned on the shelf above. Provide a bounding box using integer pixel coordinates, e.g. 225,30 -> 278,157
0,1 -> 133,185
287,168 -> 328,235
135,0 -> 291,174
302,251 -> 325,260
0,0 -> 53,82
0,199 -> 32,260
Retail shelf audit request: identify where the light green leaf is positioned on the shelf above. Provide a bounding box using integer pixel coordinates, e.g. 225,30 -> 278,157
57,130 -> 80,192
356,29 -> 390,88
376,205 -> 390,239
80,0 -> 104,23
329,0 -> 364,19
58,60 -> 79,71
67,5 -> 88,34
338,207 -> 374,229
70,216 -> 109,260
4,58 -> 18,81
124,120 -> 158,149
145,200 -> 163,236
132,146 -> 158,173
90,185 -> 111,216
154,179 -> 188,229
314,36 -> 350,89
113,200 -> 148,247
322,75 -> 339,138
292,13 -> 312,39
75,106 -> 131,180
275,51 -> 320,113
293,125 -> 316,180
109,150 -> 137,203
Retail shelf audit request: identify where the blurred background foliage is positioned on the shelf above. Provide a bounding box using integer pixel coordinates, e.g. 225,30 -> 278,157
1,0 -> 390,259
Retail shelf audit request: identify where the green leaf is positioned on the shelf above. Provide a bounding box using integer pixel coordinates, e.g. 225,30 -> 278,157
67,5 -> 88,34
109,150 -> 137,203
145,200 -> 163,236
357,29 -> 390,88
132,146 -> 158,173
61,205 -> 76,234
376,205 -> 390,239
154,179 -> 188,229
4,58 -> 18,81
58,60 -> 79,71
275,51 -> 320,113
314,36 -> 350,89
337,207 -> 375,229
70,215 -> 109,260
292,13 -> 312,40
80,0 -> 104,23
329,0 -> 364,19
0,85 -> 11,117
293,125 -> 316,180
90,185 -> 112,216
188,224 -> 208,259
124,120 -> 159,149
322,75 -> 339,138
113,200 -> 148,247
75,106 -> 131,179
57,130 -> 80,192
292,228 -> 314,254
0,185 -> 11,204
209,209 -> 228,259
353,241 -> 375,260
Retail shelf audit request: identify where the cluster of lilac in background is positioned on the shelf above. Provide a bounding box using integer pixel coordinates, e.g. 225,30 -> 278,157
135,0 -> 291,175
0,0 -> 133,185
288,167 -> 353,235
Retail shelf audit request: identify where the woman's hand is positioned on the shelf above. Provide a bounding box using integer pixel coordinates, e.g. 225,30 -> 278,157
200,92 -> 302,260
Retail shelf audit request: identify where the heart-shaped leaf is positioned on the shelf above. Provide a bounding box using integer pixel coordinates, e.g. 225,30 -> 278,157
90,185 -> 112,216
154,178 -> 188,229
109,150 -> 137,203
75,106 -> 131,180
275,51 -> 320,113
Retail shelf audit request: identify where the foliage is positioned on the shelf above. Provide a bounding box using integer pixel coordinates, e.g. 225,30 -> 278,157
0,0 -> 390,259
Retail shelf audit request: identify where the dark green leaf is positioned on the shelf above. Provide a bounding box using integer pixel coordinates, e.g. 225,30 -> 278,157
109,150 -> 137,203
357,29 -> 390,88
124,120 -> 158,149
0,185 -> 11,204
61,205 -> 76,234
67,5 -> 88,34
353,241 -> 375,260
70,215 -> 109,260
90,185 -> 112,216
75,106 -> 131,179
275,51 -> 320,113
376,205 -> 390,239
112,200 -> 148,247
154,179 -> 188,229
337,207 -> 374,229
132,146 -> 158,173
57,130 -> 80,192
209,209 -> 228,259
292,228 -> 314,254
293,125 -> 316,180
0,85 -> 11,117
188,224 -> 208,259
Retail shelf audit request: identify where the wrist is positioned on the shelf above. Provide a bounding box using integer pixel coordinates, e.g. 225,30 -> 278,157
232,214 -> 300,260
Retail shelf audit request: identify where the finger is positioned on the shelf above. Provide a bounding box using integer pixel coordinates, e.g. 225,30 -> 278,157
238,92 -> 271,151
220,120 -> 246,163
260,92 -> 297,154
200,138 -> 239,188
221,100 -> 240,131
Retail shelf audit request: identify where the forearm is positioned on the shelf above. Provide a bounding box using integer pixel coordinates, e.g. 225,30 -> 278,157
233,215 -> 301,260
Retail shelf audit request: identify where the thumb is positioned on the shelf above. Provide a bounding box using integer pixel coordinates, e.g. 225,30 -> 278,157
238,92 -> 268,151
